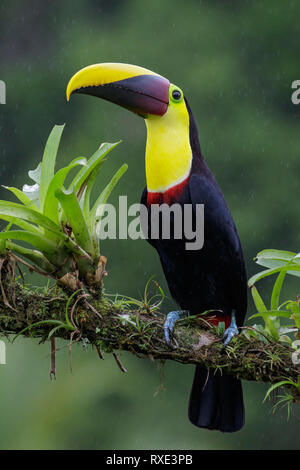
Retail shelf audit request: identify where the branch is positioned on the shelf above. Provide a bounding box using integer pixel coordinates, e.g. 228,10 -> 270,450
0,256 -> 299,400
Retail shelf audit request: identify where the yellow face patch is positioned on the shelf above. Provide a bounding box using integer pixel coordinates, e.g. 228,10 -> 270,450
145,84 -> 192,193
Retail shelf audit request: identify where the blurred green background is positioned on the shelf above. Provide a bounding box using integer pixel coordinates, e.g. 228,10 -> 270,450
0,0 -> 300,450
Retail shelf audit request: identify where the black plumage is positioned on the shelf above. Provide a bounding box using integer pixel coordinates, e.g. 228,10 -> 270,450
141,98 -> 247,432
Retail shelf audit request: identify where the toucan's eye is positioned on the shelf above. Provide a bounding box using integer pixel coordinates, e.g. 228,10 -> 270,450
169,84 -> 183,103
172,90 -> 181,100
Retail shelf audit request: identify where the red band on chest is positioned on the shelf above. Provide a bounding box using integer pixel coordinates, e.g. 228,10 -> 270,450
147,176 -> 189,205
199,314 -> 231,329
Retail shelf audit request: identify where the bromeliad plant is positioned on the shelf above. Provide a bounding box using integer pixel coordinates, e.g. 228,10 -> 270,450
0,124 -> 127,294
248,249 -> 300,344
247,249 -> 300,407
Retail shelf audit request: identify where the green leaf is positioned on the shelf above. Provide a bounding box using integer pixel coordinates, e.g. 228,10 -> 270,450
64,289 -> 82,328
292,253 -> 300,265
279,335 -> 293,345
249,310 -> 291,320
271,270 -> 287,310
91,163 -> 128,232
2,186 -> 39,210
55,188 -> 94,255
0,214 -> 42,234
241,328 -> 260,341
250,286 -> 283,339
248,264 -> 300,287
82,163 -> 104,221
286,301 -> 300,313
249,306 -> 284,340
6,241 -> 56,272
264,380 -> 296,402
13,320 -> 67,343
43,157 -> 87,223
255,249 -> 296,269
286,269 -> 300,278
48,324 -> 65,339
0,238 -> 5,254
0,230 -> 58,258
40,124 -> 65,211
69,141 -> 121,194
0,200 -> 65,239
248,267 -> 277,286
254,250 -> 300,277
290,312 -> 300,329
250,285 -> 267,312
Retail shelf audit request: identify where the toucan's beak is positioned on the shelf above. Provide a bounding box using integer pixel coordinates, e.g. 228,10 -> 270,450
66,63 -> 170,117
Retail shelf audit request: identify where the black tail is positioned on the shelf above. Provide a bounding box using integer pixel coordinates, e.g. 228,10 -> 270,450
188,365 -> 245,433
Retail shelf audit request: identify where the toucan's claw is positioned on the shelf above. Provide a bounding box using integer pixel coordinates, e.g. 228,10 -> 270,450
164,310 -> 189,347
223,326 -> 239,346
164,311 -> 179,346
223,312 -> 239,346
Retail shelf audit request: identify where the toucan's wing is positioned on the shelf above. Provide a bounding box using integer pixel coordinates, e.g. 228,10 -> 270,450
189,173 -> 240,251
140,186 -> 147,206
140,186 -> 157,247
189,172 -> 247,324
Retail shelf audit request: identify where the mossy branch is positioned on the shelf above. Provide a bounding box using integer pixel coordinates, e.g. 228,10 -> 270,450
0,256 -> 300,402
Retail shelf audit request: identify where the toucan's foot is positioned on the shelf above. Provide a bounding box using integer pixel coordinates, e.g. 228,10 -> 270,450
223,312 -> 239,346
164,310 -> 189,347
223,325 -> 239,346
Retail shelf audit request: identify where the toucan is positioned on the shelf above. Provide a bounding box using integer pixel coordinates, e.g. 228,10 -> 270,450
66,63 -> 247,432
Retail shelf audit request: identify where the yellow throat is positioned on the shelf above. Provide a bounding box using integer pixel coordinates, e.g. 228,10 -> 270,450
145,97 -> 192,193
